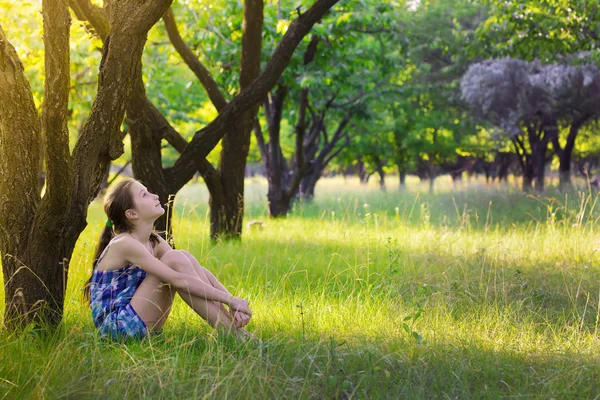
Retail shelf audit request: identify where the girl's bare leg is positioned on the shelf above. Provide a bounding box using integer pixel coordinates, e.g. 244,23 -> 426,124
148,251 -> 236,332
130,274 -> 174,331
178,250 -> 240,324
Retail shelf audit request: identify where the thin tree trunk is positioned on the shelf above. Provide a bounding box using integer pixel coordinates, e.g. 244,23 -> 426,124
554,120 -> 584,190
399,169 -> 406,190
299,164 -> 321,200
357,158 -> 368,184
264,86 -> 291,218
373,156 -> 386,191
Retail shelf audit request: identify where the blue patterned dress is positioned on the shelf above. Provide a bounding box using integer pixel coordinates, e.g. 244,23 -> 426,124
89,245 -> 149,340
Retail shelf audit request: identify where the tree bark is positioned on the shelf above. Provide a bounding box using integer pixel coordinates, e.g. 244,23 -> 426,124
0,23 -> 45,329
299,166 -> 321,200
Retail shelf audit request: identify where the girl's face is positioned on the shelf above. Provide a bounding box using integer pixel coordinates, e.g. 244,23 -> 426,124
126,181 -> 164,222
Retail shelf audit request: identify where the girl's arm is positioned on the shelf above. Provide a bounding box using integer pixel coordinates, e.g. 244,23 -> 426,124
117,238 -> 251,315
155,235 -> 233,297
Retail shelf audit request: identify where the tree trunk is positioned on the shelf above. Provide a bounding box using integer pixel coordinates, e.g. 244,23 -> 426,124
299,166 -> 321,200
268,192 -> 293,218
399,168 -> 406,191
263,86 -> 294,218
530,130 -> 549,193
209,0 -> 264,240
373,156 -> 386,191
533,154 -> 545,193
522,159 -> 534,191
1,0 -> 173,330
429,176 -> 435,194
556,120 -> 583,190
559,151 -> 571,189
0,23 -> 45,328
357,158 -> 368,184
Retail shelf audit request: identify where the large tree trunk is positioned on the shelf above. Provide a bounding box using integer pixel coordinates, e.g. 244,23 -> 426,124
209,0 -> 264,240
0,23 -> 45,328
1,0 -> 172,330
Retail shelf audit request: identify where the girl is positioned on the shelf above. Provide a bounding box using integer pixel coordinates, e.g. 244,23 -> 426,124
84,178 -> 253,341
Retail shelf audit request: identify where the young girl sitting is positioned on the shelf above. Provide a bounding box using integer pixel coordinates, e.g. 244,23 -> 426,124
84,178 -> 253,341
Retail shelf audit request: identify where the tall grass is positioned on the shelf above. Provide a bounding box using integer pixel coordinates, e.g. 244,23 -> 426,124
1,176 -> 600,399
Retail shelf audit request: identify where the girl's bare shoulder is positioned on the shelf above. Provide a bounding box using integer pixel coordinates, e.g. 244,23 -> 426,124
95,234 -> 135,270
110,234 -> 144,255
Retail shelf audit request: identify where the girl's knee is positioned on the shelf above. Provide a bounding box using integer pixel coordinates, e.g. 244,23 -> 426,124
178,250 -> 192,259
160,250 -> 188,269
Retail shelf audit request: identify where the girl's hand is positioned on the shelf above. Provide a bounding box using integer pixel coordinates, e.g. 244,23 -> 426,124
232,310 -> 251,328
228,296 -> 252,317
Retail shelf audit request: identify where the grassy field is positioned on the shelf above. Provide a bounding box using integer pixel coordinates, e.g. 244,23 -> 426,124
2,175 -> 600,399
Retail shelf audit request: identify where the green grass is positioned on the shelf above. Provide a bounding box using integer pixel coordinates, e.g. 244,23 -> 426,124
2,175 -> 600,398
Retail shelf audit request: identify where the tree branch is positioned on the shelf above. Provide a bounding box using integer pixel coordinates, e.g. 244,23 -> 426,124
69,0 -> 173,209
163,7 -> 228,111
69,0 -> 109,40
41,0 -> 72,204
331,75 -> 391,108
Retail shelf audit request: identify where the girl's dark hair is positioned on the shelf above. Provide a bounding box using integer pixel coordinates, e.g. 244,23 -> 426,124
83,178 -> 161,302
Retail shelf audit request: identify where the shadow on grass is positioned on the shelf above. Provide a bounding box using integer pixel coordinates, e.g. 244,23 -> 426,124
0,322 -> 597,399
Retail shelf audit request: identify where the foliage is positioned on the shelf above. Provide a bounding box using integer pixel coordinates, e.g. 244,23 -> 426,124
474,0 -> 600,62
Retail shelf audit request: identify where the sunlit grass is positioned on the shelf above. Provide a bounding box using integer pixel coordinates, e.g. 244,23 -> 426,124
2,176 -> 600,398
